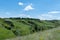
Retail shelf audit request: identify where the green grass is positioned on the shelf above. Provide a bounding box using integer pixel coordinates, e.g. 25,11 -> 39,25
0,18 -> 60,40
0,27 -> 15,40
6,27 -> 60,40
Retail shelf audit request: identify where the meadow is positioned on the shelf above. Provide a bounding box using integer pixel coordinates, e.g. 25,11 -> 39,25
0,18 -> 60,40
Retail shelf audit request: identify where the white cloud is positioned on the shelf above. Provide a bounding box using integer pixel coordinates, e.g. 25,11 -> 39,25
38,14 -> 53,20
48,11 -> 60,14
24,4 -> 34,11
38,11 -> 60,20
19,14 -> 31,18
18,2 -> 23,6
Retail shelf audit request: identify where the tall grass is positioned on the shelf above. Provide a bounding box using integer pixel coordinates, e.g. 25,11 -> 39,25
6,27 -> 60,40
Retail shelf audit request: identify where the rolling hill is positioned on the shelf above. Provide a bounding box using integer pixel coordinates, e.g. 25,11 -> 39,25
7,27 -> 60,40
0,18 -> 60,40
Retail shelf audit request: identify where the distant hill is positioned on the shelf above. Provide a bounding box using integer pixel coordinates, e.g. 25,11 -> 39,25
0,18 -> 60,40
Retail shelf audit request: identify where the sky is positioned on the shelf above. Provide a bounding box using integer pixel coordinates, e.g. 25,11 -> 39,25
0,0 -> 60,20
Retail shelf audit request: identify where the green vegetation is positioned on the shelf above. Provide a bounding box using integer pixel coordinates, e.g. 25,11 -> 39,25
0,27 -> 15,40
6,27 -> 60,40
0,18 -> 60,40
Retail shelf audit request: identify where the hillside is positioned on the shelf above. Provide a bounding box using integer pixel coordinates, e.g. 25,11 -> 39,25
0,18 -> 60,40
7,27 -> 60,40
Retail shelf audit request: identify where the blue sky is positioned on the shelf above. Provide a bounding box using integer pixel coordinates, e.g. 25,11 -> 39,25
0,0 -> 60,20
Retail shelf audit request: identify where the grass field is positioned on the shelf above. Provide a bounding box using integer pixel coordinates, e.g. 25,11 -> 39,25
0,18 -> 60,40
6,27 -> 60,40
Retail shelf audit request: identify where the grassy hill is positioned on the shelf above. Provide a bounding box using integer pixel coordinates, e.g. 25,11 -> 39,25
7,27 -> 60,40
0,18 -> 60,40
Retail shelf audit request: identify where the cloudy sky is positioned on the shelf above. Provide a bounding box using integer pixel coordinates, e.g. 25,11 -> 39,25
0,0 -> 60,20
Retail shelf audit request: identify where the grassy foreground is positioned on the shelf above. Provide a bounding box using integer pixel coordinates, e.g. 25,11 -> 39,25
6,27 -> 60,40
